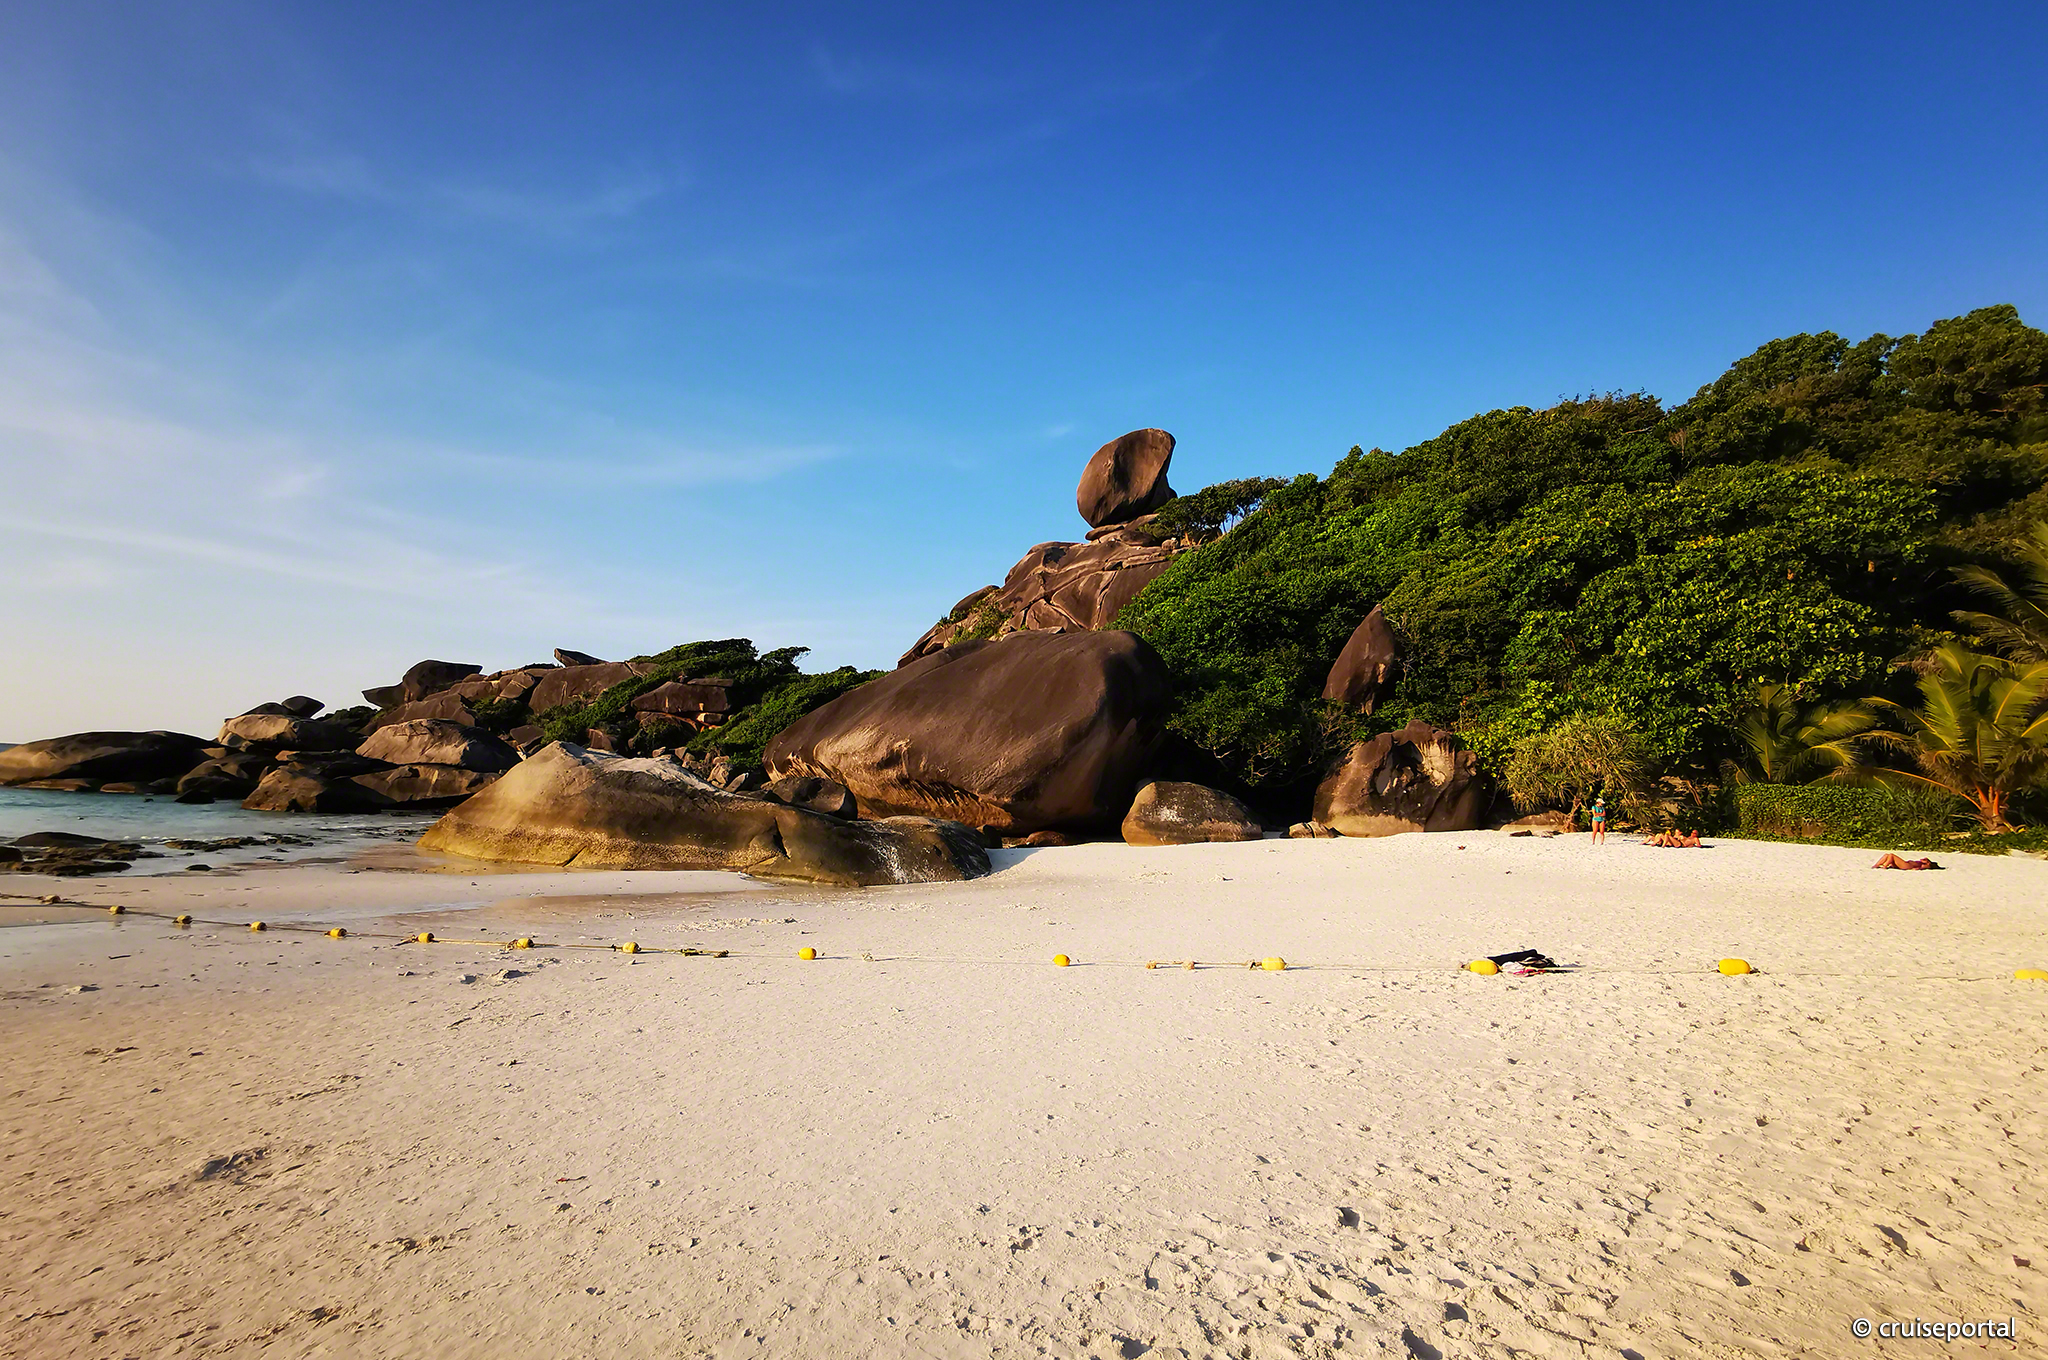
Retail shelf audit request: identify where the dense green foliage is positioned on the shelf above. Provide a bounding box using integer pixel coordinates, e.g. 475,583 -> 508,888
1499,713 -> 1658,821
513,639 -> 878,771
1117,305 -> 2048,791
1730,783 -> 1960,845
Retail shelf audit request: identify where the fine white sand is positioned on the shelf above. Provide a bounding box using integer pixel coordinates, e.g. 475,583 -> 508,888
2,832 -> 2043,1358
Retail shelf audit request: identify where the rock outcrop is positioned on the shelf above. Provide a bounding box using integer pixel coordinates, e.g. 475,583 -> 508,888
1312,719 -> 1488,836
352,764 -> 500,807
399,660 -> 482,703
218,711 -> 356,753
417,743 -> 989,886
365,693 -> 476,732
0,731 -> 210,788
554,648 -> 605,667
1120,780 -> 1264,846
1077,428 -> 1176,528
899,520 -> 1185,665
1322,606 -> 1401,714
765,630 -> 1170,835
528,662 -> 661,715
358,719 -> 518,772
242,766 -> 386,813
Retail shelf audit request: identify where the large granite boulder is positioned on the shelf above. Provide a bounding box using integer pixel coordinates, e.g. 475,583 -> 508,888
528,661 -> 660,715
175,750 -> 273,799
352,764 -> 499,808
242,766 -> 386,813
278,696 -> 324,718
218,710 -> 358,752
0,731 -> 210,788
417,744 -> 989,886
1313,719 -> 1488,836
399,659 -> 482,703
629,679 -> 732,719
765,630 -> 1170,835
365,692 -> 476,732
899,520 -> 1185,665
1322,605 -> 1401,714
1077,428 -> 1176,528
554,648 -> 605,667
760,775 -> 857,820
1121,780 -> 1264,846
358,719 -> 518,772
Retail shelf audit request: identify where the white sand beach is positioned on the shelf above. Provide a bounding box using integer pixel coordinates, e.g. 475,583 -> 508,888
2,833 -> 2042,1358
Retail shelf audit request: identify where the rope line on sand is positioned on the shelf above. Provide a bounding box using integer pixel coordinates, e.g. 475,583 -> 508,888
4,895 -> 2045,981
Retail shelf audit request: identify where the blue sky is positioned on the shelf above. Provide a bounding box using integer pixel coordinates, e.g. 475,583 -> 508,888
2,1 -> 2043,738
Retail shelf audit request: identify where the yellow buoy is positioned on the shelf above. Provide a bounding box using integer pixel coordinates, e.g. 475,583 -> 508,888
249,921 -> 266,931
511,937 -> 533,949
1145,961 -> 1159,969
173,914 -> 192,926
1718,958 -> 1752,976
2015,968 -> 2048,981
798,947 -> 817,960
621,941 -> 640,954
415,932 -> 435,944
1184,960 -> 1196,970
1260,957 -> 1286,972
107,904 -> 125,914
1053,953 -> 1071,967
327,928 -> 347,939
1467,959 -> 1499,975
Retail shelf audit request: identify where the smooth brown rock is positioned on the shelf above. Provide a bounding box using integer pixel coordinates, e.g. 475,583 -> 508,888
1121,780 -> 1264,846
0,731 -> 209,788
1313,719 -> 1488,836
1001,829 -> 1075,848
365,693 -> 477,732
767,630 -> 1170,835
585,729 -> 619,753
351,764 -> 499,807
362,684 -> 405,708
1321,605 -> 1401,714
760,775 -> 856,820
17,778 -> 97,792
278,696 -> 325,718
1287,820 -> 1338,838
527,662 -> 660,715
218,713 -> 357,752
358,719 -> 518,772
554,648 -> 606,667
400,659 -> 482,703
629,679 -> 733,717
417,743 -> 989,886
899,521 -> 1184,665
1077,428 -> 1176,528
242,767 -> 386,813
175,752 -> 271,798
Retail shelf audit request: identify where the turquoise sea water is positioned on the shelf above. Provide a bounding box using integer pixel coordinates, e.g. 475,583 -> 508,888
0,787 -> 436,873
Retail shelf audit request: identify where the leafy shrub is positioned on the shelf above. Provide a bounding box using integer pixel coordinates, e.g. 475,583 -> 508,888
1144,477 -> 1288,543
1730,783 -> 1961,845
683,667 -> 879,769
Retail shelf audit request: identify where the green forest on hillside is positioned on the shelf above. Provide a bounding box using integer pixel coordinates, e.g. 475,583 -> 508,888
1116,304 -> 2048,820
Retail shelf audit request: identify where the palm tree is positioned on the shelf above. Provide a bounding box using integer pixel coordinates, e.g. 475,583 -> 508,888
1953,521 -> 2048,661
1722,682 -> 1882,784
1867,644 -> 2048,833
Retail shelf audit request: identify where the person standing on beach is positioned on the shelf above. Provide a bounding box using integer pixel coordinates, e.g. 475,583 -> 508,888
1590,796 -> 1607,845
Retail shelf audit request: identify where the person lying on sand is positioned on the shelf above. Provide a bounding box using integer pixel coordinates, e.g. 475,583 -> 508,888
1873,853 -> 1941,870
1644,830 -> 1702,847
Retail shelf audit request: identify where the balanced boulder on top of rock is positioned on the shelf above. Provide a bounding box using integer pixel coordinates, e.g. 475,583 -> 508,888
417,743 -> 989,886
554,648 -> 605,667
765,629 -> 1170,835
358,719 -> 518,772
1121,780 -> 1264,846
1313,718 -> 1487,836
0,731 -> 210,788
1077,428 -> 1176,528
1322,605 -> 1401,714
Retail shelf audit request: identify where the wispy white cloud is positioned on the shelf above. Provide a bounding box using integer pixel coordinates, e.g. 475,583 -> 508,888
808,44 -> 1025,103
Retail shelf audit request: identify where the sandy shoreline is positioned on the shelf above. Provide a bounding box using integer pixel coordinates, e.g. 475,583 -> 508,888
2,833 -> 2043,1358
